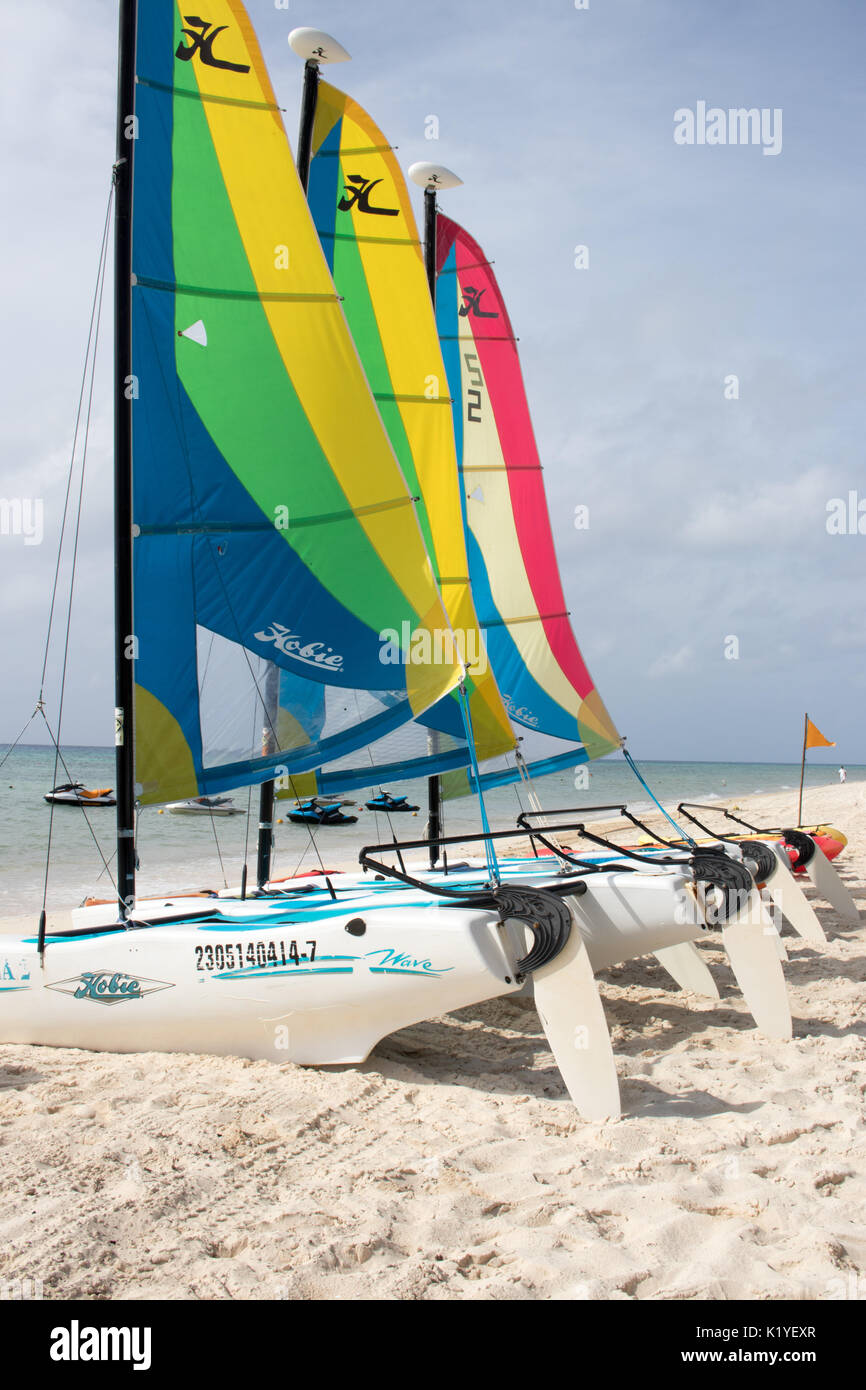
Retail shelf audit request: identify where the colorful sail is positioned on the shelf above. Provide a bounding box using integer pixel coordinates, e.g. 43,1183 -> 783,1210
307,80 -> 515,768
130,0 -> 464,804
435,213 -> 621,794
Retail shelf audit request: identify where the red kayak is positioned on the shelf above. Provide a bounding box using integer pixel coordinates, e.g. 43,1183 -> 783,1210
784,831 -> 845,874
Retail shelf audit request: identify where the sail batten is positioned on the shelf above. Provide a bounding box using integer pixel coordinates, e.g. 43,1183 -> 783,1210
139,493 -> 419,533
136,76 -> 282,111
136,275 -> 340,302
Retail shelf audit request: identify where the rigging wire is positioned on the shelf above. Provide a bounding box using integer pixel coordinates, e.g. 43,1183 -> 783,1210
0,706 -> 43,773
192,631 -> 228,887
207,806 -> 228,887
622,747 -> 696,847
39,187 -> 116,926
458,684 -> 500,885
509,746 -> 574,869
354,691 -> 399,851
284,799 -> 329,883
39,707 -> 117,887
39,184 -> 115,707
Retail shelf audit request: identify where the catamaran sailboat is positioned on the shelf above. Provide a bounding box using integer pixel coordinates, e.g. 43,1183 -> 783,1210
256,36 -> 831,963
0,5 -> 819,1123
264,44 -> 841,912
0,0 -> 713,1123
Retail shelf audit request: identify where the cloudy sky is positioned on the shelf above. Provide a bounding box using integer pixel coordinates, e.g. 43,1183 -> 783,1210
1,0 -> 863,764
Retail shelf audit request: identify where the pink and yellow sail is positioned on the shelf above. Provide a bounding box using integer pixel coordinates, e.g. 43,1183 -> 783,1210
435,214 -> 621,786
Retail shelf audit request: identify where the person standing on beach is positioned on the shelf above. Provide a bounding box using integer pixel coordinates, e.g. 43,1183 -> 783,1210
839,766 -> 847,783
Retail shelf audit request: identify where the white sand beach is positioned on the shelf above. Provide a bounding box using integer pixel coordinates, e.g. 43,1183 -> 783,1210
0,781 -> 863,1302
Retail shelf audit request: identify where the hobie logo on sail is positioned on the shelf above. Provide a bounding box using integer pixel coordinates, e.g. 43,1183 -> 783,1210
503,695 -> 538,726
256,622 -> 344,671
459,287 -> 499,319
338,175 -> 399,218
46,972 -> 174,1006
379,622 -> 487,674
175,17 -> 251,73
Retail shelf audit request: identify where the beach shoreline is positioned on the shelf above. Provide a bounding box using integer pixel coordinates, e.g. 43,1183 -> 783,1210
0,781 -> 863,1301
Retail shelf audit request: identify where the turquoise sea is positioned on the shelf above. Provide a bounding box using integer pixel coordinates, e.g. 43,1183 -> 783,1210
0,745 -> 860,919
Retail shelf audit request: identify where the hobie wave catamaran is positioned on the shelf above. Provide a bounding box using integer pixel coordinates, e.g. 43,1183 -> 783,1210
0,0 -> 731,1123
428,206 -> 854,934
202,27 -> 821,1084
254,33 -> 824,950
229,30 -> 848,1046
1,6 -> 826,1122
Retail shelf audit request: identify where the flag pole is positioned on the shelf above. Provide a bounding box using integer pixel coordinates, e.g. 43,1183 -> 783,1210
797,711 -> 808,825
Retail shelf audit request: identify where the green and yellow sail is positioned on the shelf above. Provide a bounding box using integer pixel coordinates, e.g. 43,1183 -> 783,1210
131,1 -> 463,803
305,79 -> 515,773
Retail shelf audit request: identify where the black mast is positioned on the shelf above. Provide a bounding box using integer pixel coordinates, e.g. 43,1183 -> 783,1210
254,665 -> 279,890
422,186 -> 442,869
255,57 -> 322,890
297,59 -> 319,192
113,0 -> 138,918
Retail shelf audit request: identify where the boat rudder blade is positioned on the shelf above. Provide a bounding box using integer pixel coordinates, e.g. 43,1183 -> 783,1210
498,886 -> 620,1121
721,889 -> 793,1041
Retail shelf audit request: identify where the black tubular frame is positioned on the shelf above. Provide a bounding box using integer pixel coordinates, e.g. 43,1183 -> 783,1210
677,806 -> 826,871
360,823 -> 609,905
676,801 -> 796,837
515,804 -> 694,854
676,802 -> 755,841
358,818 -> 755,923
357,811 -> 716,905
514,804 -> 782,881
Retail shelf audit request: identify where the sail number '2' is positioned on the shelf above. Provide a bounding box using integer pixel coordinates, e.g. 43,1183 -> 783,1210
464,353 -> 483,423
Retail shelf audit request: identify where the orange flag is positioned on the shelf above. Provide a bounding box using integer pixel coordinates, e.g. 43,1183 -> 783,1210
805,718 -> 835,749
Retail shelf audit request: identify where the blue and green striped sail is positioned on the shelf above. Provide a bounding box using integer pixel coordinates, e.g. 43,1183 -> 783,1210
130,1 -> 462,804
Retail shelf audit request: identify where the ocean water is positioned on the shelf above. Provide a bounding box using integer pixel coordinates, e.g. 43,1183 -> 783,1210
0,744 -> 860,918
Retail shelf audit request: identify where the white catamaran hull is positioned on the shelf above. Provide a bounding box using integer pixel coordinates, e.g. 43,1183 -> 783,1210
0,905 -> 521,1064
0,860 -> 793,1120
